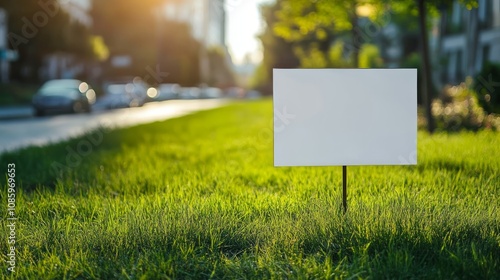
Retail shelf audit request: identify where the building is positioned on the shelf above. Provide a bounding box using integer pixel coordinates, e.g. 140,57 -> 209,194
165,0 -> 226,48
165,0 -> 232,84
434,0 -> 500,85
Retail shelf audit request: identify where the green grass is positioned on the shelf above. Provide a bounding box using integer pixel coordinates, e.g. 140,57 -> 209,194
1,100 -> 499,279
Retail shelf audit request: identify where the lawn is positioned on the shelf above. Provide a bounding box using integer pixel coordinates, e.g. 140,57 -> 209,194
1,100 -> 499,279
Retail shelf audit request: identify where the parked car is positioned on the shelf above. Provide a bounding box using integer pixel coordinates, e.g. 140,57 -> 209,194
156,83 -> 181,101
244,90 -> 262,99
32,79 -> 94,116
179,87 -> 201,99
146,87 -> 159,101
200,87 -> 223,99
99,84 -> 134,109
225,87 -> 245,98
99,77 -> 149,109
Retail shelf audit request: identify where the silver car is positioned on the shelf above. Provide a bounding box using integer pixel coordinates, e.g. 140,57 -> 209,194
32,79 -> 95,116
99,78 -> 149,109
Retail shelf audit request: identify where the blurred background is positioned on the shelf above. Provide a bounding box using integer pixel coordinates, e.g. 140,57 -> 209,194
0,0 -> 262,106
0,0 -> 499,132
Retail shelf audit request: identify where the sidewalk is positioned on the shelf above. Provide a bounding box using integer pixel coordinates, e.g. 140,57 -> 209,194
0,106 -> 33,120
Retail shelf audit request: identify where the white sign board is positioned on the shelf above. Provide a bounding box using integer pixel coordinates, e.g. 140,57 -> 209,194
273,69 -> 417,166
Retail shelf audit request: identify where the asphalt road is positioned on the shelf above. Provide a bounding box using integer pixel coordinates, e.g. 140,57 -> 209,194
0,99 -> 228,153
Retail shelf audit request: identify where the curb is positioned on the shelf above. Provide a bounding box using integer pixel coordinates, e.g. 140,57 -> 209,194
0,107 -> 34,120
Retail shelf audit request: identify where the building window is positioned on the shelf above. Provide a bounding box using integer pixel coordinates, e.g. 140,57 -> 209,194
445,3 -> 464,34
478,0 -> 486,21
480,0 -> 493,28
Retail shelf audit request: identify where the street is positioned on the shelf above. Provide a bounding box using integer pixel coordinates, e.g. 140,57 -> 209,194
0,99 -> 228,152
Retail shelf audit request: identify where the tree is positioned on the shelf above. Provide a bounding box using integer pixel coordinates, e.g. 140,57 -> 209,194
408,0 -> 477,133
91,0 -> 160,75
273,0 -> 387,67
267,0 -> 479,133
157,20 -> 201,86
253,0 -> 300,93
1,0 -> 98,82
207,46 -> 235,87
91,0 -> 202,84
417,0 -> 435,133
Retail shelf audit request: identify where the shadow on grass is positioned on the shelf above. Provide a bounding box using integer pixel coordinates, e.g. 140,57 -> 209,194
417,158 -> 497,179
0,102 -> 268,196
0,127 -> 125,194
298,212 -> 499,279
31,203 -> 499,279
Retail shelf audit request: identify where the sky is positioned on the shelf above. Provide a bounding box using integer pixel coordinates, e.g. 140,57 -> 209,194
225,0 -> 272,65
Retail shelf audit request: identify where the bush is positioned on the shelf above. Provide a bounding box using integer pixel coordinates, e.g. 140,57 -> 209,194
473,62 -> 500,114
0,83 -> 38,106
432,82 -> 500,131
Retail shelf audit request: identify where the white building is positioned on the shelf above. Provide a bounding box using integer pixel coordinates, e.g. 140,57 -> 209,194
435,0 -> 500,84
165,0 -> 226,48
165,0 -> 230,84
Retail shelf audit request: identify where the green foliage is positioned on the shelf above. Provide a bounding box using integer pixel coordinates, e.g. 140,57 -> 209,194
432,82 -> 500,131
294,44 -> 329,68
358,43 -> 383,68
207,47 -> 235,87
90,36 -> 109,62
1,101 -> 499,278
272,0 -> 389,68
156,20 -> 201,86
401,52 -> 421,68
293,41 -> 381,69
328,41 -> 352,67
248,63 -> 268,90
473,62 -> 500,114
273,0 -> 388,41
253,1 -> 300,92
266,0 -> 478,69
273,0 -> 353,41
391,0 -> 478,17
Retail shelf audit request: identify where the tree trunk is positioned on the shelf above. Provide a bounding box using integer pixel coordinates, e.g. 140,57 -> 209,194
466,8 -> 479,77
417,0 -> 435,133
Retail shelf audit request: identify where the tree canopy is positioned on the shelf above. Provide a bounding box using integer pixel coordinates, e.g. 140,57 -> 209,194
257,0 -> 479,132
1,0 -> 98,82
90,0 -> 203,85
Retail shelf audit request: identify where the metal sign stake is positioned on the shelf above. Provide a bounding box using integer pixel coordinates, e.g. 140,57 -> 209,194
342,166 -> 347,213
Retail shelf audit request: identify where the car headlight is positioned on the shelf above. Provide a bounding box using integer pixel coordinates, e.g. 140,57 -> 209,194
86,89 -> 96,104
147,87 -> 158,98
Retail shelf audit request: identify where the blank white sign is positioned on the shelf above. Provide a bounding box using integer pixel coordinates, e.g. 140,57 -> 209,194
273,69 -> 417,166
